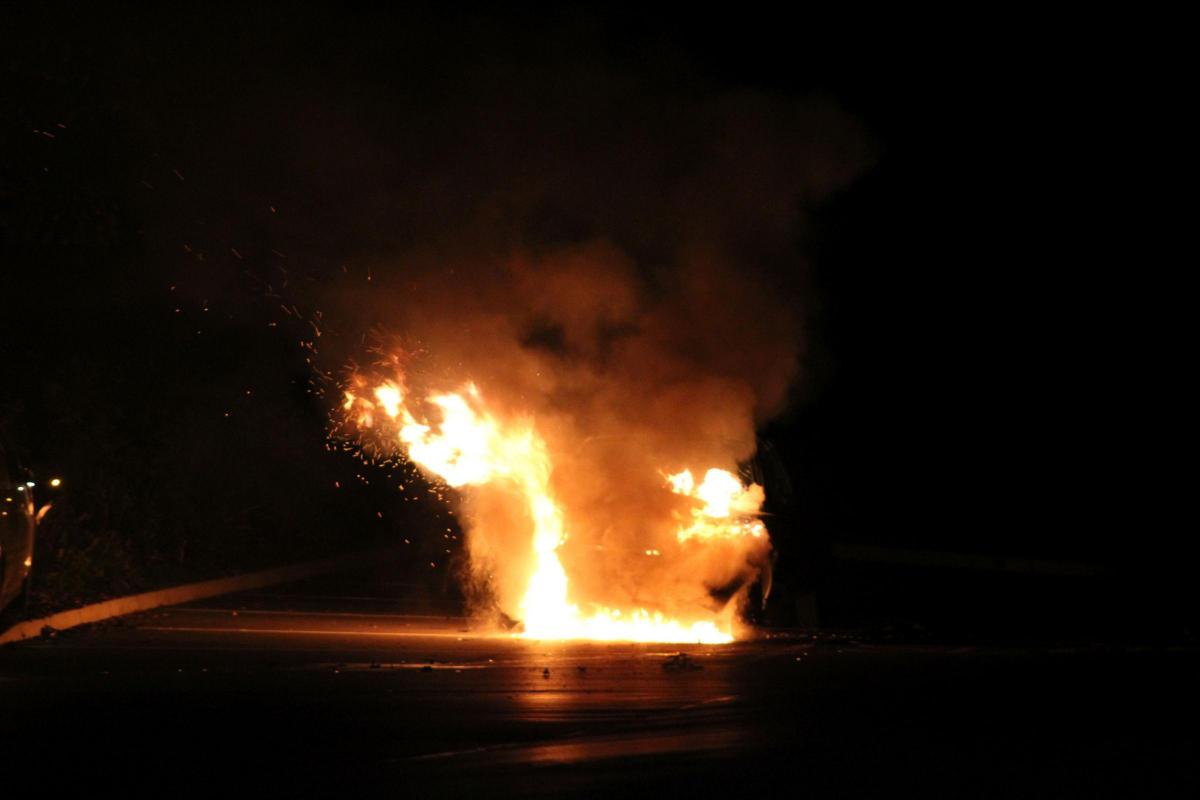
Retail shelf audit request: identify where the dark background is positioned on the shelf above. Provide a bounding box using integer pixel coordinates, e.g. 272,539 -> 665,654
1,6 -> 1176,638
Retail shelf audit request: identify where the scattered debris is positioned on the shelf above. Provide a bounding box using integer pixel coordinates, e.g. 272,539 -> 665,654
662,652 -> 702,672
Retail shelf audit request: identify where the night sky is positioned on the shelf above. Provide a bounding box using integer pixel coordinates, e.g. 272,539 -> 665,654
1,7 -> 1174,633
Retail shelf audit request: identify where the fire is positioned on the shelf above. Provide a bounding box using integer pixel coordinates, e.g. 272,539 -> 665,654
667,468 -> 767,542
343,372 -> 769,644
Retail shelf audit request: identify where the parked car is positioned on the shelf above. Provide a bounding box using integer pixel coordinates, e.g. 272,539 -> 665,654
1,436 -> 35,614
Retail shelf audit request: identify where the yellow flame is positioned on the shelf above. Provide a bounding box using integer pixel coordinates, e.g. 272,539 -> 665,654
667,468 -> 766,542
344,377 -> 765,644
373,382 -> 403,419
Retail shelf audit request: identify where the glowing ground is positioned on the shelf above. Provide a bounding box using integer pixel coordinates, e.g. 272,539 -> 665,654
2,573 -> 1196,797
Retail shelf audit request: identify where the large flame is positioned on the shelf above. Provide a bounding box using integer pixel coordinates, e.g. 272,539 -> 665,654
666,468 -> 767,543
343,372 -> 768,644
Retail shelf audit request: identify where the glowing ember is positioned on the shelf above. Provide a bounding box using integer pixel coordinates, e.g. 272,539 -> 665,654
342,370 -> 769,644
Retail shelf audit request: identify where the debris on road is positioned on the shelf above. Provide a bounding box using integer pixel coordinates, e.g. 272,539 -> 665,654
662,652 -> 702,671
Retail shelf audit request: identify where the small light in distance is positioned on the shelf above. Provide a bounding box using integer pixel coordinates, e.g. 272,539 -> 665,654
49,477 -> 62,488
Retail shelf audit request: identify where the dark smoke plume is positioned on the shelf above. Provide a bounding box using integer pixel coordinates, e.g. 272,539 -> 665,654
107,13 -> 874,621
298,42 -> 873,621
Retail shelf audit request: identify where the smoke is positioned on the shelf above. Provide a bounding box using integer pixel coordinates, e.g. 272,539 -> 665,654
122,14 -> 873,623
313,68 -> 872,621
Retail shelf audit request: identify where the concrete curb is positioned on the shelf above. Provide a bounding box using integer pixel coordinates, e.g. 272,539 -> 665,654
0,545 -> 401,646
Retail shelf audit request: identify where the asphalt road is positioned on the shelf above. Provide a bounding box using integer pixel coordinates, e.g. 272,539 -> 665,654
2,571 -> 1197,797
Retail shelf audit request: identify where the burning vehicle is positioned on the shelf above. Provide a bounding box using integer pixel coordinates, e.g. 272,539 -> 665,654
330,243 -> 795,644
343,372 -> 773,642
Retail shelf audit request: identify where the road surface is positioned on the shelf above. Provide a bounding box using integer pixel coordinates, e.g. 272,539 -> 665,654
2,569 -> 1197,797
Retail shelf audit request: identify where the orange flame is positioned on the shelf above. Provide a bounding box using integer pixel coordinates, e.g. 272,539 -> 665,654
343,373 -> 767,644
666,468 -> 767,542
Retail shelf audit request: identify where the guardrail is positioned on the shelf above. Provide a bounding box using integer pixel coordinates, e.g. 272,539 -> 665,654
0,545 -> 401,645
